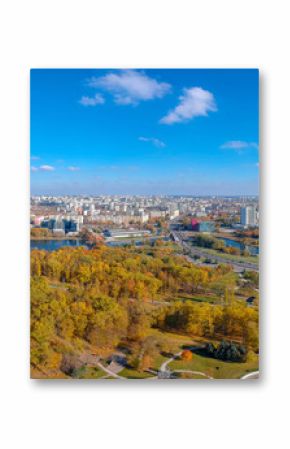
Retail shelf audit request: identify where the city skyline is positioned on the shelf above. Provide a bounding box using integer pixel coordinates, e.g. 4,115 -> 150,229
31,69 -> 259,196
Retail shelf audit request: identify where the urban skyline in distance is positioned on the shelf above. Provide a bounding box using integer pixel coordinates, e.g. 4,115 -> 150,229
31,194 -> 259,232
31,69 -> 259,196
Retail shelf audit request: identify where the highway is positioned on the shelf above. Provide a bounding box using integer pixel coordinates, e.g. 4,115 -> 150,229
171,231 -> 259,272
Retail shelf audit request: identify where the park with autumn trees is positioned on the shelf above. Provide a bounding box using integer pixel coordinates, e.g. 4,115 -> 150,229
30,242 -> 259,379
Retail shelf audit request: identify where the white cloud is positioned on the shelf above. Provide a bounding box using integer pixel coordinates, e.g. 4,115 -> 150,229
79,93 -> 105,106
88,70 -> 171,105
31,156 -> 40,161
160,87 -> 217,125
40,165 -> 55,171
220,141 -> 258,150
31,166 -> 38,172
138,136 -> 166,148
67,166 -> 80,171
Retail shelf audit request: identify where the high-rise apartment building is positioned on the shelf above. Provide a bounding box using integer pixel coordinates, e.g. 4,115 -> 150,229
240,206 -> 257,227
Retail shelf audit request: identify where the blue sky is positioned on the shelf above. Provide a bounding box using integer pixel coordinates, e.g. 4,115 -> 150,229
30,69 -> 259,195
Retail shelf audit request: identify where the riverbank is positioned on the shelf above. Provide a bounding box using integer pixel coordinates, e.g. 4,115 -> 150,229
31,236 -> 171,251
214,232 -> 259,246
30,236 -> 81,241
216,237 -> 259,256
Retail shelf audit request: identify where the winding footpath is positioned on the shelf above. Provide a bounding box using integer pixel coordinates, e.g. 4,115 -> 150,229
160,351 -> 182,373
160,350 -> 258,380
96,361 -> 124,379
159,351 -> 213,379
240,371 -> 259,380
90,351 -> 258,380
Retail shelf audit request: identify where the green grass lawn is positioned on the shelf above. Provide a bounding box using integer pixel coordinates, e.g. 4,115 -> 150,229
175,372 -> 211,379
148,328 -> 194,348
169,352 -> 259,379
119,368 -> 154,379
75,366 -> 106,379
174,294 -> 220,304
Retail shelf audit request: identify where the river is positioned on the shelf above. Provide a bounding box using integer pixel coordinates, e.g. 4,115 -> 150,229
31,237 -> 170,251
30,239 -> 88,251
218,237 -> 259,256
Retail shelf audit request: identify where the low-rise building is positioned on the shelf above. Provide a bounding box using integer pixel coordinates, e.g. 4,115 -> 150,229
104,229 -> 151,239
190,219 -> 215,233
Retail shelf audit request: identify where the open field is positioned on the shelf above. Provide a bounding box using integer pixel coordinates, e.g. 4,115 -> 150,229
74,366 -> 105,379
174,293 -> 222,304
169,352 -> 259,379
118,368 -> 154,379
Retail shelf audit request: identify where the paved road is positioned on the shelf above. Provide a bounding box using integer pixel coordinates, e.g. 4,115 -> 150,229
171,231 -> 258,272
79,353 -> 125,379
96,361 -> 124,379
107,360 -> 124,374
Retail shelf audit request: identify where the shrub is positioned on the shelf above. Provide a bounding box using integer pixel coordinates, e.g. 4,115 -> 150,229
181,349 -> 193,361
202,341 -> 247,363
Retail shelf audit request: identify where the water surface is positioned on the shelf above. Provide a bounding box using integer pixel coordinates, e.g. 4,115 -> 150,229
30,239 -> 88,251
218,237 -> 259,255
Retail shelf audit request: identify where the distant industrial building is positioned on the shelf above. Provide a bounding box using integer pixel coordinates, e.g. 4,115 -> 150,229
240,206 -> 257,227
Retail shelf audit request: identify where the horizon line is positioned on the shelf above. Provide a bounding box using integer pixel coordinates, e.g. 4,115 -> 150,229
31,193 -> 259,197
